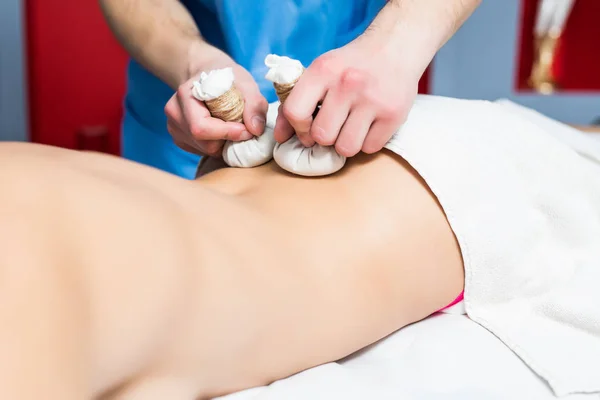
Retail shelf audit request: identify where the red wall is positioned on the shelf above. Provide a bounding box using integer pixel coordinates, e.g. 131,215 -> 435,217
517,0 -> 600,92
26,0 -> 128,154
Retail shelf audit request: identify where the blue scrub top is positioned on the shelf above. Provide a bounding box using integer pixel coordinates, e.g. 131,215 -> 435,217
122,0 -> 387,179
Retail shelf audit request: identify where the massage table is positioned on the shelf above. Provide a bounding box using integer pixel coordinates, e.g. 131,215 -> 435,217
216,313 -> 594,400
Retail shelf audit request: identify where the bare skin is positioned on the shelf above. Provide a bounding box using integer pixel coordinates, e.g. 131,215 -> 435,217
0,142 -> 463,399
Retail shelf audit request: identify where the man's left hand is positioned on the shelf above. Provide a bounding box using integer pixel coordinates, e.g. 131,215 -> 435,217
274,36 -> 420,157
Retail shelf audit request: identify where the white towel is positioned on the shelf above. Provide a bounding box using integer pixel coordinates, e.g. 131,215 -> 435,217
383,95 -> 600,396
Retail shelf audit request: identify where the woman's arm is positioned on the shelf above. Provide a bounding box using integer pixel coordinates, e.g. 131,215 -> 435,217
98,0 -> 221,89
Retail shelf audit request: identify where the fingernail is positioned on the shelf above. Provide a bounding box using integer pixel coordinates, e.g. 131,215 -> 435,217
251,115 -> 266,133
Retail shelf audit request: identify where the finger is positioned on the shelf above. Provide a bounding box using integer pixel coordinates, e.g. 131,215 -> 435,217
198,140 -> 225,158
282,70 -> 328,139
360,119 -> 398,155
177,85 -> 246,141
178,137 -> 224,158
335,108 -> 374,157
273,104 -> 294,143
176,85 -> 208,133
167,119 -> 188,147
310,89 -> 351,146
235,75 -> 268,136
169,111 -> 227,158
296,129 -> 315,148
164,95 -> 186,128
166,101 -> 188,145
174,140 -> 204,156
169,120 -> 207,156
169,107 -> 249,158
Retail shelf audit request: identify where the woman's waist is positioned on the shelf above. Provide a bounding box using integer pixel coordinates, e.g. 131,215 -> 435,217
197,150 -> 414,204
196,165 -> 407,248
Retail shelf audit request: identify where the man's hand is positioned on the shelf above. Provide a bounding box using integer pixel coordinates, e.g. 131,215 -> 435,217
275,0 -> 481,158
164,48 -> 268,157
275,36 -> 419,157
99,0 -> 268,157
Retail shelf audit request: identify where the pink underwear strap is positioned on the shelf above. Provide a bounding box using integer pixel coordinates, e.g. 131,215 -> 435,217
437,291 -> 464,312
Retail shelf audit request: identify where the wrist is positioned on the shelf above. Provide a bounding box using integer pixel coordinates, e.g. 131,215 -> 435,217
180,40 -> 227,86
360,2 -> 448,80
358,27 -> 432,83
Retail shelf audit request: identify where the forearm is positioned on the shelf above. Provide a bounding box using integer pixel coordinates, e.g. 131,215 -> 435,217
99,0 -> 221,88
365,0 -> 481,77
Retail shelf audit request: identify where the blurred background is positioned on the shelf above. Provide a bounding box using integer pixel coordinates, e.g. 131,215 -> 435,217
0,0 -> 598,155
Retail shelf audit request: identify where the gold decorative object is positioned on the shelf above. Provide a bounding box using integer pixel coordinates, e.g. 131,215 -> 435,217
527,0 -> 576,94
529,32 -> 560,94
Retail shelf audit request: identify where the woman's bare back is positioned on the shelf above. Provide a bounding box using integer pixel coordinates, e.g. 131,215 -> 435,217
0,143 -> 463,399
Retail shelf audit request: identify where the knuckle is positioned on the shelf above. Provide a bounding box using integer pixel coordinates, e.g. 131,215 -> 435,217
311,53 -> 336,75
282,103 -> 304,124
164,100 -> 175,116
340,68 -> 367,91
378,101 -> 403,120
188,124 -> 206,140
176,85 -> 188,99
255,96 -> 269,111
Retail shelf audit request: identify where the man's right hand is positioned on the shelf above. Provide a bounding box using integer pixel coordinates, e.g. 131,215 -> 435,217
164,48 -> 269,157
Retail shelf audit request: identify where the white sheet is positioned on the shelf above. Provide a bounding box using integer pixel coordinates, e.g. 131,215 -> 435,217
216,314 -> 592,400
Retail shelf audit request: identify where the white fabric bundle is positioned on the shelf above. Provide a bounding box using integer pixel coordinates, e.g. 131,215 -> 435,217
273,135 -> 348,177
264,54 -> 304,84
191,68 -> 235,101
192,56 -> 346,176
191,68 -> 274,168
221,105 -> 277,169
265,54 -> 346,176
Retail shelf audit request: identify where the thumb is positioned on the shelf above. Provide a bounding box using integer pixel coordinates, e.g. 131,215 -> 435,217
234,70 -> 269,137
